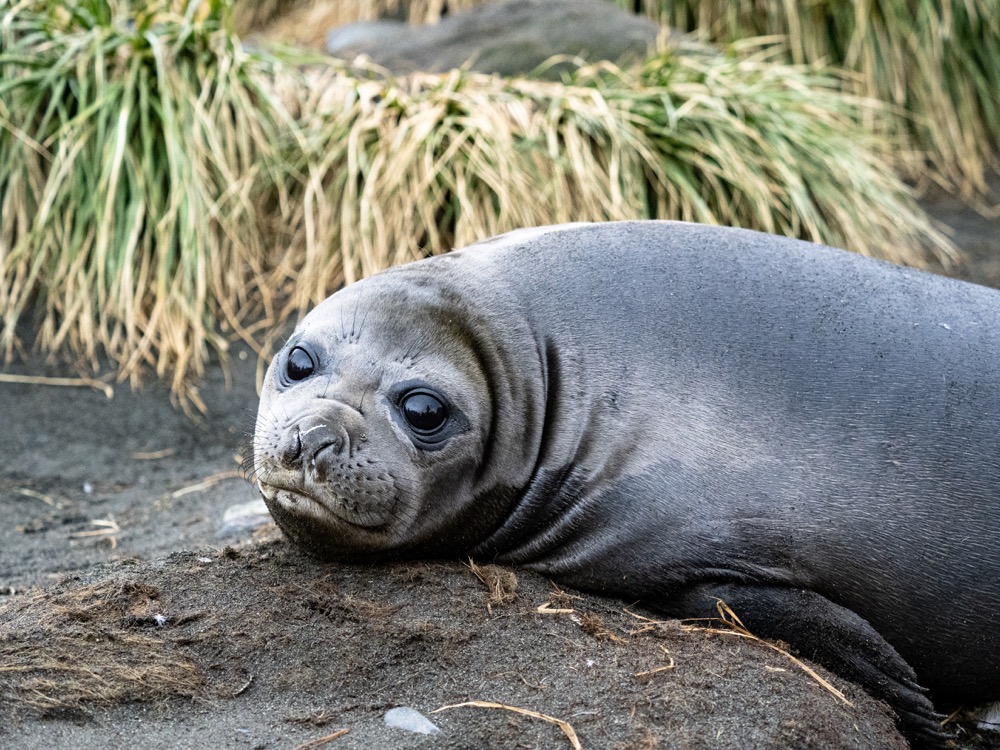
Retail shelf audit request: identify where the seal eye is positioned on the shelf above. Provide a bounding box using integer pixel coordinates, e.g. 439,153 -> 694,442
401,392 -> 448,434
285,346 -> 316,382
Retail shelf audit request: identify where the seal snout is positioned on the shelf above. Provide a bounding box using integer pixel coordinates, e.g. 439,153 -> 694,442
258,406 -> 399,531
280,417 -> 350,470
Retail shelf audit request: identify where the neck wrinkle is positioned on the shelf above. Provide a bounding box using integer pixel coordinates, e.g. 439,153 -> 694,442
470,335 -> 586,561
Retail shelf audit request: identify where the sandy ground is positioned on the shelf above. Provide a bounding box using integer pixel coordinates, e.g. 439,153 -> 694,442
2,198 -> 999,750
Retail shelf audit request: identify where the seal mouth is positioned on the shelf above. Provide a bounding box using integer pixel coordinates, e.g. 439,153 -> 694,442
259,480 -> 394,530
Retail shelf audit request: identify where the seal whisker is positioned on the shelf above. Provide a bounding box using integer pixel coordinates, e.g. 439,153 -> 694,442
350,305 -> 360,344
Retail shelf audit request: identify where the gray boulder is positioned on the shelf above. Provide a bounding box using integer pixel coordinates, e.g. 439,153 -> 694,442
325,0 -> 666,78
326,19 -> 407,54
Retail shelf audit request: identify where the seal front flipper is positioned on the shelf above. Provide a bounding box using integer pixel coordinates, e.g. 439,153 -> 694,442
654,583 -> 948,748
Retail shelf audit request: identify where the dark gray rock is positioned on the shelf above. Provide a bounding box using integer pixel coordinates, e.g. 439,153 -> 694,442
326,19 -> 407,55
325,0 -> 665,78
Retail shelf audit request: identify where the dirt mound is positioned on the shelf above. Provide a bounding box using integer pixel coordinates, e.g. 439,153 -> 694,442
1,542 -> 907,749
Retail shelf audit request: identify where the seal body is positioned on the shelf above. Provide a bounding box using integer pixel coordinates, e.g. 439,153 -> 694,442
254,221 -> 1000,747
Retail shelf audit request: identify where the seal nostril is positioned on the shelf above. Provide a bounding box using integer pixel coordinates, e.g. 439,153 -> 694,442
312,436 -> 345,463
278,427 -> 304,468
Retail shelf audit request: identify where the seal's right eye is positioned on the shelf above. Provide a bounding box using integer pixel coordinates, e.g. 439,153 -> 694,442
401,391 -> 448,434
285,346 -> 316,382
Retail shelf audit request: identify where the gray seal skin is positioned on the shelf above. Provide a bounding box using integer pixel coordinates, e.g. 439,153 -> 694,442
254,221 -> 1000,748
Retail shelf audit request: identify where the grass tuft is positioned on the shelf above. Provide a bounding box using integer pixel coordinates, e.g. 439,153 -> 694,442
1,1 -> 957,405
0,0 -> 302,407
274,45 -> 954,319
623,0 -> 1000,203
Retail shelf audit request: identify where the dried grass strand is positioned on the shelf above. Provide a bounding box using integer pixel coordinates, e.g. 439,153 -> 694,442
434,700 -> 583,750
292,728 -> 351,750
684,599 -> 853,707
0,372 -> 114,398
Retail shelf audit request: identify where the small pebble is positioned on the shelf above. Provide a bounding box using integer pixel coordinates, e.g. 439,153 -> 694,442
216,499 -> 272,539
383,707 -> 442,735
82,481 -> 93,494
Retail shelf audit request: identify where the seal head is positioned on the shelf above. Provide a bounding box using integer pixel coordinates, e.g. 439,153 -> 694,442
254,254 -> 544,560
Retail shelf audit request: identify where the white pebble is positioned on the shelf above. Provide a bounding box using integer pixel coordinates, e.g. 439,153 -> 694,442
383,707 -> 442,735
216,499 -> 273,539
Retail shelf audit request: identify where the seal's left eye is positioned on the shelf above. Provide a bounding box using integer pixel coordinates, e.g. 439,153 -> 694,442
401,392 -> 448,434
286,346 -> 315,381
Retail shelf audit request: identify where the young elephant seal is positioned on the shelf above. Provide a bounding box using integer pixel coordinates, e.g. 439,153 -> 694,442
255,221 -> 999,748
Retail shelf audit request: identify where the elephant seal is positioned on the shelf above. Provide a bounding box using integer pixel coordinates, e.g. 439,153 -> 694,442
254,221 -> 999,748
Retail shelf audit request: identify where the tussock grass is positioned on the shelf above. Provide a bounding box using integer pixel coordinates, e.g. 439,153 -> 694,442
275,48 -> 953,317
624,0 -> 1000,202
0,0 -> 299,406
279,0 -> 999,201
1,1 -> 955,404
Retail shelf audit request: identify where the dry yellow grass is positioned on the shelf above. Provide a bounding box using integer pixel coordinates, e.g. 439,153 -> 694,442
247,0 -> 1000,203
271,50 -> 954,323
0,1 -> 958,405
631,0 -> 1000,204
